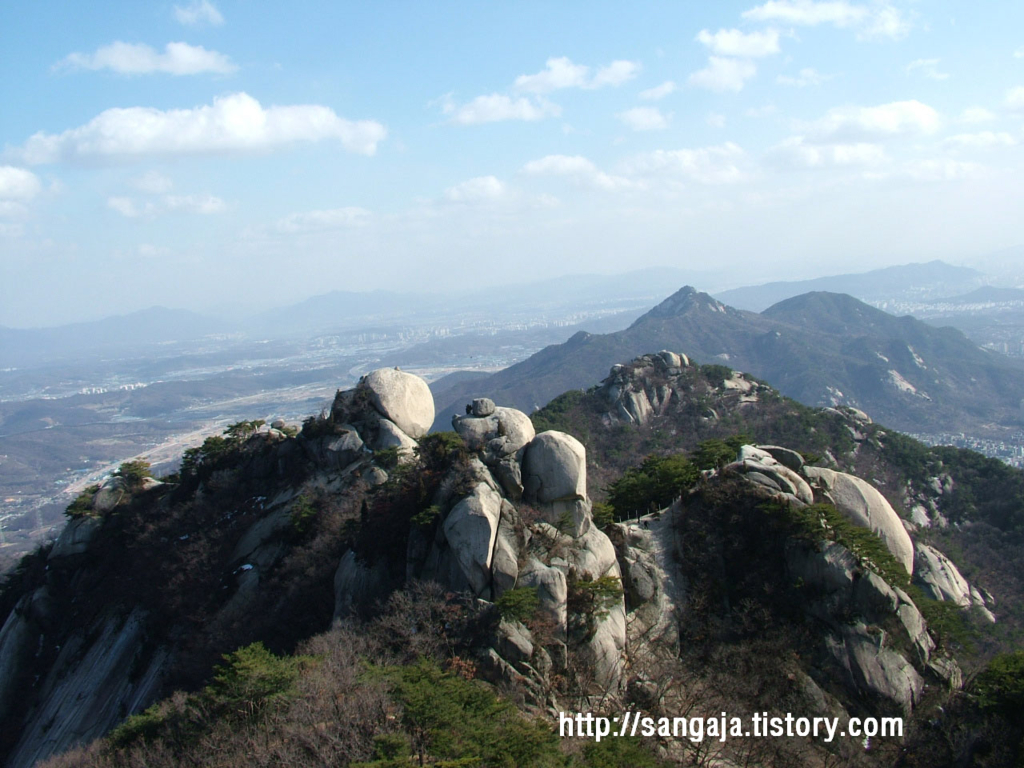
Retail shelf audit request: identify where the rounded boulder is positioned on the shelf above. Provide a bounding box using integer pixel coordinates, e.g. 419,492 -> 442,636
359,368 -> 434,439
522,430 -> 587,504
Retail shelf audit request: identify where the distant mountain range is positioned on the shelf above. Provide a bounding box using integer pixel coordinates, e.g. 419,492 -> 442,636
0,307 -> 231,367
1,267 -> 711,366
432,286 -> 1024,437
714,260 -> 982,312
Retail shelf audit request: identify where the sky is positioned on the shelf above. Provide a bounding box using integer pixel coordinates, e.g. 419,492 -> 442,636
2,0 -> 1024,327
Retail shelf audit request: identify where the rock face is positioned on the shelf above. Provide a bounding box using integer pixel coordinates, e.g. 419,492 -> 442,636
914,542 -> 995,621
442,483 -> 504,597
6,610 -> 169,768
48,516 -> 104,560
803,466 -> 915,575
829,624 -> 924,713
359,368 -> 434,438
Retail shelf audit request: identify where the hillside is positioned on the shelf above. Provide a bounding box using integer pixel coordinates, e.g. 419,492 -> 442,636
432,287 -> 1024,439
0,357 -> 1022,766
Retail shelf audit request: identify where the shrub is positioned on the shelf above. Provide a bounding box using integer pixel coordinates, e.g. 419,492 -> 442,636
114,460 -> 152,491
204,642 -> 305,718
606,453 -> 698,519
289,493 -> 318,536
65,485 -> 99,517
494,587 -> 540,623
975,650 -> 1024,714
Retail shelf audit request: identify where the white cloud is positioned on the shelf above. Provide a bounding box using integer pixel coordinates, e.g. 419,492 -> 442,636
58,41 -> 236,75
707,112 -> 727,128
744,0 -> 865,26
904,158 -> 984,181
514,57 -> 589,92
688,57 -> 757,92
591,60 -> 642,88
444,175 -> 506,202
766,136 -> 887,168
1015,47 -> 1024,59
1005,86 -> 1024,111
275,207 -> 371,233
777,67 -> 829,87
696,28 -> 781,57
623,143 -> 746,184
514,56 -> 640,93
18,92 -> 387,164
906,58 -> 949,80
958,106 -> 996,124
522,155 -> 635,190
742,1 -> 909,40
639,80 -> 676,100
617,107 -> 670,131
806,100 -> 940,141
107,196 -> 145,217
0,166 -> 42,200
131,170 -> 173,194
164,193 -> 225,214
173,0 -> 224,26
445,93 -> 560,124
941,131 -> 1016,149
107,192 -> 225,217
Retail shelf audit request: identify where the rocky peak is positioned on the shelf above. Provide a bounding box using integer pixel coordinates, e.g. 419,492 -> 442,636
632,285 -> 730,323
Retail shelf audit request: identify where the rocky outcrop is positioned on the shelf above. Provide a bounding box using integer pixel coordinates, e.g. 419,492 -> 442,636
597,351 -> 693,426
725,445 -> 814,505
803,466 -> 915,575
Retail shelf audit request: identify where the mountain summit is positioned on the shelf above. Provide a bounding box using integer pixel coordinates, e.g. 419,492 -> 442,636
632,285 -> 732,323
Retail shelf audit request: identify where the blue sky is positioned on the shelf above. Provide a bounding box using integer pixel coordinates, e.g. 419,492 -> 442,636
2,0 -> 1023,326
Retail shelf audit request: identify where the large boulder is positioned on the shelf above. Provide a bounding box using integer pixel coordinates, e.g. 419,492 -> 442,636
803,467 -> 915,576
92,478 -> 127,513
522,431 -> 587,504
442,483 -> 504,596
359,368 -> 434,439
